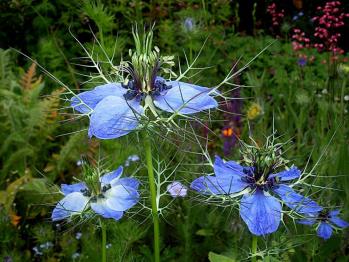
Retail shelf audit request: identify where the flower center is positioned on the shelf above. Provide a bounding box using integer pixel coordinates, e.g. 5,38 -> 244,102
81,183 -> 112,203
318,210 -> 329,221
122,77 -> 172,101
241,167 -> 277,191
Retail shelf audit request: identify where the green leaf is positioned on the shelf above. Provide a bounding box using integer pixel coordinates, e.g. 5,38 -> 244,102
208,252 -> 235,262
196,228 -> 214,236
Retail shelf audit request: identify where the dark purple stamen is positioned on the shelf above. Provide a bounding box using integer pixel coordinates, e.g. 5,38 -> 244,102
80,188 -> 91,197
101,184 -> 111,193
241,167 -> 277,191
122,77 -> 172,101
318,210 -> 330,221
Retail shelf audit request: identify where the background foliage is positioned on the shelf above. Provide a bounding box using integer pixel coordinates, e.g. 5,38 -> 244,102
0,0 -> 348,261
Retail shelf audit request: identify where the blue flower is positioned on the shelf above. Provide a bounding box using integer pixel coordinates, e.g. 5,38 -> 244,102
298,209 -> 349,240
183,18 -> 195,32
52,166 -> 139,221
71,77 -> 218,139
190,156 -> 322,236
167,181 -> 188,198
297,57 -> 307,67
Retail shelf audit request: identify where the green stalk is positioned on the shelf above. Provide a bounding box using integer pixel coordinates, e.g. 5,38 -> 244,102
251,235 -> 258,262
143,131 -> 160,262
100,219 -> 107,262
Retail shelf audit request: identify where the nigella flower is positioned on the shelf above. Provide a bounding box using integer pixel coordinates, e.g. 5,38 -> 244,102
167,181 -> 188,198
52,166 -> 139,221
190,156 -> 322,235
71,77 -> 217,139
298,210 -> 349,240
71,28 -> 218,140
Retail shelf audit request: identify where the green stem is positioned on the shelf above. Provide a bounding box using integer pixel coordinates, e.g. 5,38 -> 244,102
251,235 -> 258,262
101,219 -> 107,262
143,131 -> 160,262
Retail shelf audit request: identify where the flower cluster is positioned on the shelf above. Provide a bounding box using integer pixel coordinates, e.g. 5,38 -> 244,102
267,3 -> 285,27
291,29 -> 311,52
52,166 -> 140,221
312,1 -> 349,56
291,29 -> 317,67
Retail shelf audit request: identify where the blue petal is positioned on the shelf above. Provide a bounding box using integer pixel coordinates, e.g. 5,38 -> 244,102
190,174 -> 247,195
115,178 -> 140,190
100,166 -> 123,186
153,81 -> 218,114
89,96 -> 143,139
104,185 -> 139,211
329,209 -> 340,217
298,219 -> 317,226
214,155 -> 244,177
240,190 -> 282,235
273,184 -> 322,214
71,83 -> 126,114
61,182 -> 87,196
269,167 -> 301,181
329,216 -> 349,228
90,201 -> 124,221
297,212 -> 319,226
52,192 -> 89,221
317,222 -> 333,240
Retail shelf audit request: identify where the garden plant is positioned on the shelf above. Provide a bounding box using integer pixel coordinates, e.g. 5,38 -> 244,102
0,1 -> 348,261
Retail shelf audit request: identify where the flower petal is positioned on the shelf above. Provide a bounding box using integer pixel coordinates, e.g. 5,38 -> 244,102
153,81 -> 218,114
329,216 -> 349,228
71,83 -> 126,114
317,222 -> 333,240
240,190 -> 282,236
190,174 -> 247,195
269,167 -> 301,181
329,209 -> 340,217
104,185 -> 139,211
89,96 -> 143,139
90,200 -> 124,221
297,219 -> 317,226
52,192 -> 89,221
100,166 -> 123,186
273,184 -> 322,214
61,182 -> 87,196
114,177 -> 140,190
297,212 -> 318,226
214,155 -> 244,177
167,181 -> 188,198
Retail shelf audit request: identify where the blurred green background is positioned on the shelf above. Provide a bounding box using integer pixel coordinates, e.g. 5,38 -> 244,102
0,0 -> 348,261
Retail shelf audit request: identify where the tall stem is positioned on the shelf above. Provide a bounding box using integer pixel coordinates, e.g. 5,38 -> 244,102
143,131 -> 160,262
251,235 -> 258,262
100,219 -> 107,262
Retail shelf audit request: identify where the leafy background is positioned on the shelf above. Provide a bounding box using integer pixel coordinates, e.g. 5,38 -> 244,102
0,0 -> 348,261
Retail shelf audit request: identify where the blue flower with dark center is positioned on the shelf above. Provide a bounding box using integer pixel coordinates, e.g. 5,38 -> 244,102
190,156 -> 322,236
52,166 -> 139,221
298,209 -> 348,240
71,76 -> 218,139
